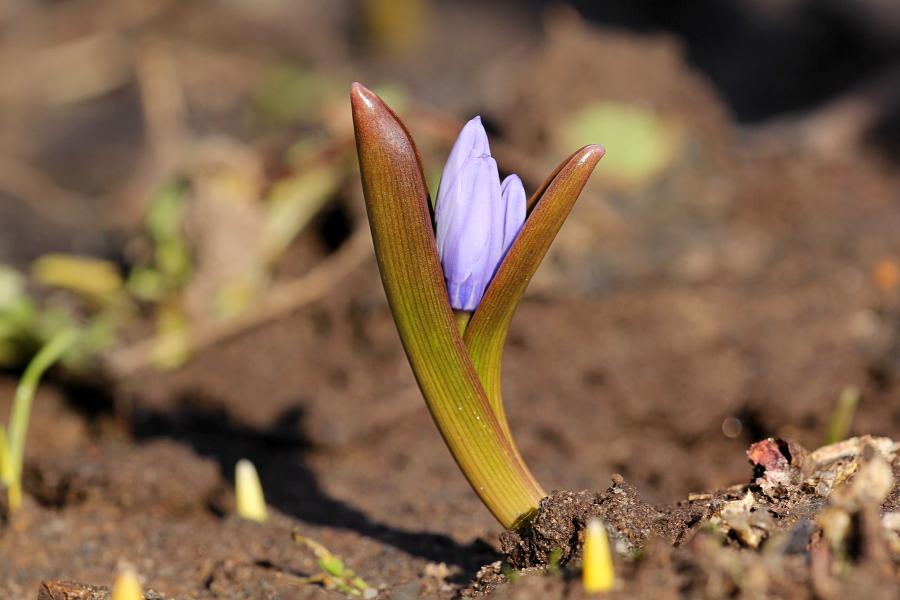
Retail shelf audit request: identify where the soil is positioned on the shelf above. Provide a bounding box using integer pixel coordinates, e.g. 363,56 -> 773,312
2,1 -> 900,599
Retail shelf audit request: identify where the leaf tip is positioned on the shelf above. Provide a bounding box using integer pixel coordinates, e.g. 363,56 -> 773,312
578,143 -> 606,166
350,81 -> 378,114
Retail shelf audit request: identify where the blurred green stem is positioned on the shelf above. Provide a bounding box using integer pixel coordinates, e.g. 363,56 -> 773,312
2,328 -> 76,511
825,386 -> 859,445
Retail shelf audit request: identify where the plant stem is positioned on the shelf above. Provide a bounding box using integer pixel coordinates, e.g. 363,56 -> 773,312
454,310 -> 471,336
4,328 -> 77,511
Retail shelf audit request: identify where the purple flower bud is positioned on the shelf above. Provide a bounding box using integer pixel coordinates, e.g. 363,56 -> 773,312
435,117 -> 526,311
500,174 -> 526,250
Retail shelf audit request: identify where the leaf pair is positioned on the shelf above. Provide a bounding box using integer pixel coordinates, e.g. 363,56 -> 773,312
350,83 -> 602,528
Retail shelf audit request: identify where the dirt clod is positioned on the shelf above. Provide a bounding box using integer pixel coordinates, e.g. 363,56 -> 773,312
500,476 -> 685,569
747,437 -> 808,499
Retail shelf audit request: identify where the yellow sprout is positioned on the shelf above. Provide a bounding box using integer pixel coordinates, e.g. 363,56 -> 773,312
582,518 -> 615,593
111,567 -> 142,600
235,458 -> 268,523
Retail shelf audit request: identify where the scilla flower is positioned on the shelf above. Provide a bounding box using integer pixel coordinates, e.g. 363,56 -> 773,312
352,82 -> 603,528
435,117 -> 526,311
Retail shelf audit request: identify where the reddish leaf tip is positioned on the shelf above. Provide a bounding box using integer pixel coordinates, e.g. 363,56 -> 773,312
578,144 -> 606,165
350,82 -> 379,112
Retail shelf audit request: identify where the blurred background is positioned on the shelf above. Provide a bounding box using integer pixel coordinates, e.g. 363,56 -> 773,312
1,0 -> 900,593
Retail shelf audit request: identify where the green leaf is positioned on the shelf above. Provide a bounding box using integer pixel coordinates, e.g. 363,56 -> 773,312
351,83 -> 544,528
0,265 -> 25,310
252,66 -> 341,126
262,163 -> 341,263
464,146 -> 604,433
147,180 -> 191,285
31,254 -> 123,304
319,555 -> 346,578
560,102 -> 679,188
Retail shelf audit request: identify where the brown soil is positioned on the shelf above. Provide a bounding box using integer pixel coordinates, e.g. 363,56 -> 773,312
499,480 -> 693,570
3,2 -> 900,599
490,436 -> 900,598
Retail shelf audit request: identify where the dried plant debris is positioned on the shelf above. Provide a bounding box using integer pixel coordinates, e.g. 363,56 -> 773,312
699,436 -> 898,549
490,436 -> 899,598
746,437 -> 810,500
708,490 -> 774,549
883,512 -> 900,555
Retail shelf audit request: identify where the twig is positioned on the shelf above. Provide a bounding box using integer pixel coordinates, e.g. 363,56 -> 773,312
133,35 -> 189,173
106,227 -> 372,377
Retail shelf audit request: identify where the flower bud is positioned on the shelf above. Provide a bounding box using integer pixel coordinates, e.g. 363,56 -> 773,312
435,117 -> 525,311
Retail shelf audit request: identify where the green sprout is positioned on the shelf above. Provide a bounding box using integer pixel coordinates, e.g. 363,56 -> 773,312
546,547 -> 564,576
350,83 -> 603,528
126,180 -> 192,303
0,265 -> 39,366
293,532 -> 373,597
0,328 -> 77,512
825,386 -> 859,445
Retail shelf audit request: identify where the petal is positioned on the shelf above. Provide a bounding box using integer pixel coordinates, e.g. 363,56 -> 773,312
436,116 -> 490,207
442,156 -> 494,278
434,179 -> 457,258
500,174 -> 526,253
441,155 -> 501,310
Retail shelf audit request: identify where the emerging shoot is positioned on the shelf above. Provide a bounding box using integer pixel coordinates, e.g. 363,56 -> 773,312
350,83 -> 602,528
582,518 -> 615,593
825,386 -> 859,444
235,458 -> 268,523
0,328 -> 76,512
111,567 -> 143,600
293,531 -> 373,596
